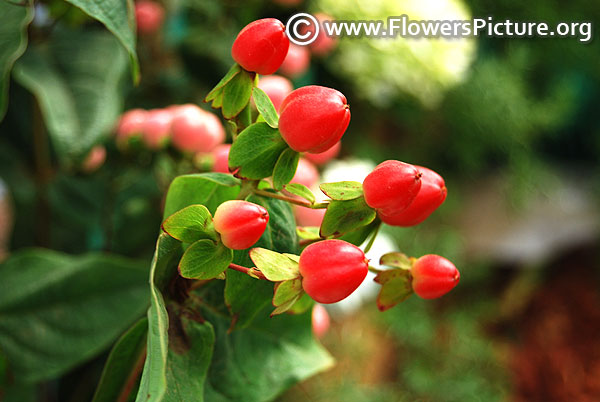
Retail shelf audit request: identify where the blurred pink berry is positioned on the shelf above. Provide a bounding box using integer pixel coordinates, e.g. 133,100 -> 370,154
305,141 -> 341,166
211,144 -> 231,173
272,0 -> 303,6
257,75 -> 293,111
312,304 -> 330,338
291,158 -> 319,189
295,206 -> 325,227
171,104 -> 225,153
135,0 -> 164,35
278,44 -> 310,78
82,146 -> 106,173
142,109 -> 172,150
307,13 -> 337,55
116,109 -> 147,145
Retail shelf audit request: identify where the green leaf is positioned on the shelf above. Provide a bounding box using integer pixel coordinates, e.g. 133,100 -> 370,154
222,69 -> 254,119
92,318 -> 148,402
272,278 -> 303,307
249,248 -> 300,282
0,0 -> 33,120
163,173 -> 240,219
12,30 -> 128,162
205,64 -> 241,102
287,293 -> 314,315
284,183 -> 316,204
228,122 -> 287,179
272,148 -> 300,191
226,195 -> 298,329
320,196 -> 377,238
0,249 -> 149,383
270,295 -> 301,317
64,0 -> 139,81
374,268 -> 414,311
319,181 -> 364,201
338,219 -> 380,247
379,252 -> 413,271
162,204 -> 217,243
252,87 -> 279,128
179,240 -> 233,280
297,226 -> 321,240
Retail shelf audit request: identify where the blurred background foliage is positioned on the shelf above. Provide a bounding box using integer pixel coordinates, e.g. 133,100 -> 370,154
1,0 -> 599,400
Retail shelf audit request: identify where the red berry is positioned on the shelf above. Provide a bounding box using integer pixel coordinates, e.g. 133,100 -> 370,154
213,200 -> 269,250
311,304 -> 330,338
211,144 -> 231,174
135,0 -> 164,35
171,105 -> 225,153
257,75 -> 293,111
305,141 -> 341,166
411,254 -> 459,299
291,158 -> 319,189
82,146 -> 106,173
362,160 -> 422,216
231,18 -> 290,75
379,166 -> 447,227
299,239 -> 368,304
142,109 -> 172,149
278,86 -> 350,153
278,44 -> 310,78
116,109 -> 147,145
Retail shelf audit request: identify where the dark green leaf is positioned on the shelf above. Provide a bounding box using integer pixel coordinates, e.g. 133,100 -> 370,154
0,249 -> 149,383
284,183 -> 316,204
319,181 -> 364,201
222,69 -> 254,119
249,248 -> 300,282
163,173 -> 240,219
320,196 -> 377,237
339,219 -> 380,247
0,0 -> 33,120
374,268 -> 414,311
205,64 -> 241,102
272,148 -> 299,190
252,87 -> 279,128
179,240 -> 233,280
92,318 -> 148,402
228,123 -> 287,179
162,204 -> 217,243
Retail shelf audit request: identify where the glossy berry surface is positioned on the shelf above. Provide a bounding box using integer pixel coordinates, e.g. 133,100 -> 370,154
231,18 -> 289,75
299,239 -> 368,304
362,160 -> 422,216
211,144 -> 231,174
171,105 -> 225,153
135,0 -> 164,35
278,86 -> 350,153
379,166 -> 447,227
278,44 -> 310,78
411,254 -> 460,299
305,141 -> 341,165
257,75 -> 293,111
213,200 -> 269,250
142,109 -> 172,149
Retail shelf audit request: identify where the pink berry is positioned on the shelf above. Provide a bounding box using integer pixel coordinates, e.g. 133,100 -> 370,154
301,13 -> 337,56
311,304 -> 330,338
82,146 -> 106,173
142,109 -> 172,150
278,44 -> 310,78
171,104 -> 225,153
257,75 -> 293,111
411,254 -> 460,299
272,0 -> 303,6
278,86 -> 350,153
291,158 -> 319,189
304,141 -> 341,166
213,200 -> 269,250
294,206 -> 325,227
211,144 -> 231,174
135,0 -> 164,35
362,160 -> 422,216
115,109 -> 147,145
379,166 -> 447,227
299,239 -> 368,304
231,18 -> 290,75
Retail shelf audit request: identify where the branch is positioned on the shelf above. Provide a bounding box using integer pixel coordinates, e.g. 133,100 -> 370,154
252,189 -> 328,209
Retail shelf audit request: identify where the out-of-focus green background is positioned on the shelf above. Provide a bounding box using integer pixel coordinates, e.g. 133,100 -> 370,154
1,0 -> 599,401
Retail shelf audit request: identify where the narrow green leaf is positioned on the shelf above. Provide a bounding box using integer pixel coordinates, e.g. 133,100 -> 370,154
296,226 -> 321,241
222,69 -> 254,119
205,64 -> 241,102
249,248 -> 300,282
252,87 -> 279,128
374,268 -> 414,311
339,219 -> 380,247
320,181 -> 364,201
320,196 -> 377,237
271,295 -> 301,317
0,0 -> 33,120
64,0 -> 139,81
287,293 -> 314,315
284,183 -> 316,204
162,204 -> 217,243
272,148 -> 300,190
379,252 -> 413,271
228,122 -> 288,179
179,240 -> 233,280
273,279 -> 303,307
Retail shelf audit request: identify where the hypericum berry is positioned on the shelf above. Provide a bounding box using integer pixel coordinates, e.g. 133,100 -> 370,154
142,109 -> 172,149
291,158 -> 319,189
135,0 -> 164,35
295,206 -> 326,227
211,144 -> 231,174
171,105 -> 225,153
301,13 -> 337,56
278,86 -> 350,153
362,160 -> 422,216
213,200 -> 269,250
257,75 -> 293,111
115,109 -> 147,145
231,18 -> 290,75
305,141 -> 341,166
379,166 -> 447,227
411,254 -> 460,299
312,304 -> 331,338
82,145 -> 106,173
278,44 -> 310,78
299,239 -> 368,304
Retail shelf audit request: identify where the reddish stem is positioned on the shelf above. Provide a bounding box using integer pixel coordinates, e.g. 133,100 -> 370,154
228,262 -> 268,280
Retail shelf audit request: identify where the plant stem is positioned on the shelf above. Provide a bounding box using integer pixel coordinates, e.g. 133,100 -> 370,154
363,220 -> 382,254
252,189 -> 328,209
228,262 -> 268,280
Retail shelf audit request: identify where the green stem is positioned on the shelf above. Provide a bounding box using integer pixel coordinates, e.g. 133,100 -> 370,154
252,189 -> 328,209
363,220 -> 382,254
237,179 -> 258,200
